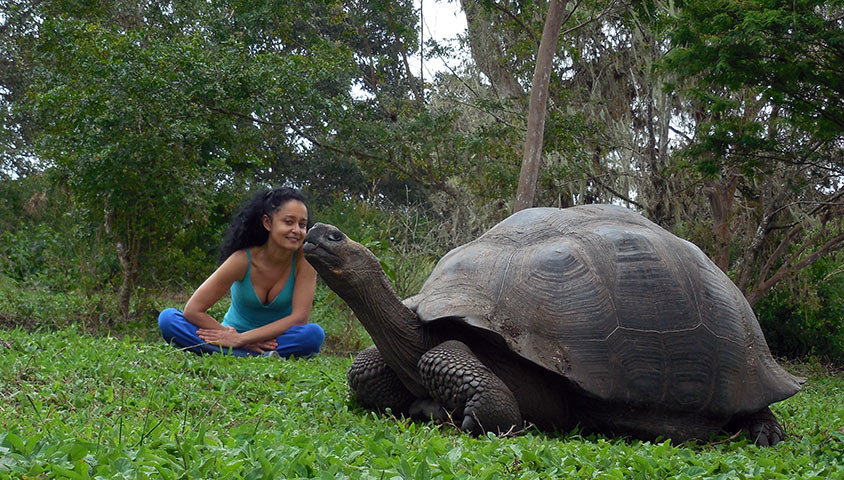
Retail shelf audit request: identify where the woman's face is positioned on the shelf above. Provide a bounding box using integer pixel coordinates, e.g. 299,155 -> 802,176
263,200 -> 308,251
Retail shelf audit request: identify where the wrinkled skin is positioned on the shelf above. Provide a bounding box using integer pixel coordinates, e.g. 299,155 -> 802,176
303,206 -> 803,445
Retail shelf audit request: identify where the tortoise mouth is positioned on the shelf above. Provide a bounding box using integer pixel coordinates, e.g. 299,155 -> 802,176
302,239 -> 342,270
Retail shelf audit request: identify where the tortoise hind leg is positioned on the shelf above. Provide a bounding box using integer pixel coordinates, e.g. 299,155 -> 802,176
347,345 -> 416,414
418,340 -> 522,435
725,407 -> 785,446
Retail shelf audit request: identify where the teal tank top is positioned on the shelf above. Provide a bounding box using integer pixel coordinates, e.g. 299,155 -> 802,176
222,249 -> 296,332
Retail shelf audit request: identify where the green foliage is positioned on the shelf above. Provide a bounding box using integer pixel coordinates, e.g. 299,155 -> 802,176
0,171 -> 225,295
0,327 -> 843,478
23,10 -> 255,314
0,278 -> 120,331
1,222 -> 91,290
0,174 -> 118,292
316,195 -> 443,295
668,0 -> 844,135
663,0 -> 844,175
16,0 -> 416,312
311,283 -> 371,355
756,257 -> 844,362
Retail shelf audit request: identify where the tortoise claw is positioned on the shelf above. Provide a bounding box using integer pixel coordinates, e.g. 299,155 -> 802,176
747,419 -> 784,446
728,407 -> 785,446
461,413 -> 483,436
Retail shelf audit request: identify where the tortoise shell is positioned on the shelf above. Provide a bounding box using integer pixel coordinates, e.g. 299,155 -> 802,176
405,205 -> 802,416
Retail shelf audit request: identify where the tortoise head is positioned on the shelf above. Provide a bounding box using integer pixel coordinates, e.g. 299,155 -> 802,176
303,223 -> 383,290
305,223 -> 439,397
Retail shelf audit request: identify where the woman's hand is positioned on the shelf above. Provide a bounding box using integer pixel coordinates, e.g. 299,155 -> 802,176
197,327 -> 279,354
197,326 -> 243,348
244,339 -> 278,354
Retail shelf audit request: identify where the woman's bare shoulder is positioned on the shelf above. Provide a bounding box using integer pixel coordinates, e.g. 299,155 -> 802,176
216,249 -> 250,281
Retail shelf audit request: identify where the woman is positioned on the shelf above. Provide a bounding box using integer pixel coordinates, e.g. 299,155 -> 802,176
158,187 -> 325,357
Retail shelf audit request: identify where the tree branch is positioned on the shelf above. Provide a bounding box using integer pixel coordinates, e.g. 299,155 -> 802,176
583,170 -> 644,209
743,187 -> 844,304
203,105 -> 385,163
734,187 -> 788,291
384,2 -> 423,103
747,231 -> 844,306
487,0 -> 540,46
560,0 -> 616,38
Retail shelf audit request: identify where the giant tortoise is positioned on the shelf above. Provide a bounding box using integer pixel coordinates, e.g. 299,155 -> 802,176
303,205 -> 803,445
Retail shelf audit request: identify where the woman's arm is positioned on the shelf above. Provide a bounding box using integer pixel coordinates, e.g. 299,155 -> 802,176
198,249 -> 317,347
183,250 -> 249,330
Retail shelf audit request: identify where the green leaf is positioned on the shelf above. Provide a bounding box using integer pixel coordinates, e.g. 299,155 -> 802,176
1,432 -> 25,454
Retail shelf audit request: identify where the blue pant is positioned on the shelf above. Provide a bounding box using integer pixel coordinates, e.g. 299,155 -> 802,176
158,308 -> 325,358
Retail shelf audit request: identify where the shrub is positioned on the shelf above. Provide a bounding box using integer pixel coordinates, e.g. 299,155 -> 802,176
0,275 -> 122,331
755,256 -> 844,364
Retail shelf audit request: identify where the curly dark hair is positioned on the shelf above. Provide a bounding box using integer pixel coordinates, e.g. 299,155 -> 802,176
218,187 -> 311,263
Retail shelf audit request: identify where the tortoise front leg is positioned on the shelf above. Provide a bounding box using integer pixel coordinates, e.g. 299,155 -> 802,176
347,345 -> 416,414
418,340 -> 522,435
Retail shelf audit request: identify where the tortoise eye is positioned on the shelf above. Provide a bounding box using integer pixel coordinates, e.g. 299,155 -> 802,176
326,231 -> 344,242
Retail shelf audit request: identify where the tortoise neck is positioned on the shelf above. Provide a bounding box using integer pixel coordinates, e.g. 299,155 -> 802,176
338,272 -> 429,397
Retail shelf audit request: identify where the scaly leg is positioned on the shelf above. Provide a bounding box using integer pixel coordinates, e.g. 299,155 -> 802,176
725,407 -> 785,446
418,340 -> 522,435
347,345 -> 416,414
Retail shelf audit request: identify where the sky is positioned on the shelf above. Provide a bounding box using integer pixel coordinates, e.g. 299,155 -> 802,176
413,0 -> 468,80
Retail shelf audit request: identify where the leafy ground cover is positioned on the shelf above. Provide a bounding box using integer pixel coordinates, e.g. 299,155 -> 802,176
0,327 -> 842,479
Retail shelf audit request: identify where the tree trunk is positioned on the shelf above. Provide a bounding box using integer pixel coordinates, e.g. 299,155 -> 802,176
643,54 -> 670,225
514,0 -> 568,212
116,239 -> 136,322
105,203 -> 138,322
704,175 -> 738,273
460,0 -> 526,100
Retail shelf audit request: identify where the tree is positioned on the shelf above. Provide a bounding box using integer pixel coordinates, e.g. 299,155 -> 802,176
0,0 -> 43,179
453,0 -> 844,307
460,0 -> 527,100
28,16 -> 244,318
22,0 -> 366,318
663,0 -> 844,305
514,0 -> 570,212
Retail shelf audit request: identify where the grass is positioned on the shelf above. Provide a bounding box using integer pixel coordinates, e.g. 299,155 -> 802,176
0,277 -> 373,356
1,327 -> 843,479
